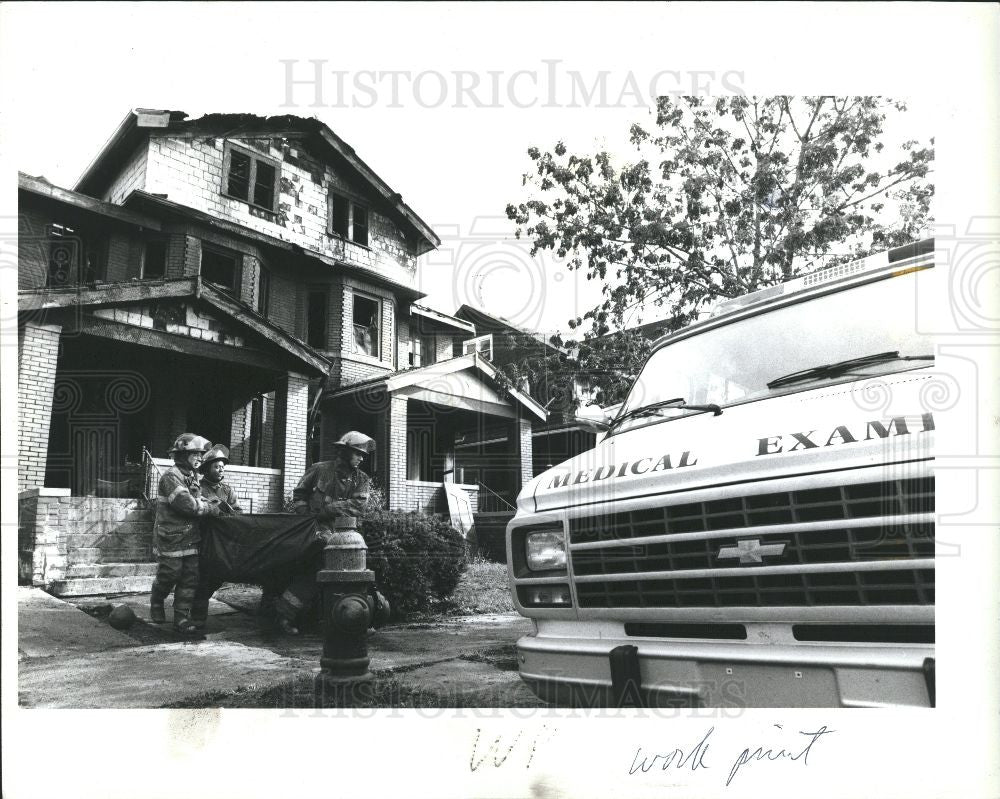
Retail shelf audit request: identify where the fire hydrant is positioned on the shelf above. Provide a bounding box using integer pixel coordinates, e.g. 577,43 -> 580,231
317,515 -> 374,684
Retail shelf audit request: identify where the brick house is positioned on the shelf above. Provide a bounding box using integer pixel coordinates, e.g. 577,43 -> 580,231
17,109 -> 544,594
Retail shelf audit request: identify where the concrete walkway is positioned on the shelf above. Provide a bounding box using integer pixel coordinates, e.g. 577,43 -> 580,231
16,587 -> 542,709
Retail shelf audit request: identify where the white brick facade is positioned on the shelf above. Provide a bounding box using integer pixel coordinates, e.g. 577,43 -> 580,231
139,134 -> 418,288
18,322 -> 61,492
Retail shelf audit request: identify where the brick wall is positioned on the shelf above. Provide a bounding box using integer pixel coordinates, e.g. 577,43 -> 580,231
90,302 -> 247,347
102,141 -> 149,205
143,134 -> 418,289
18,322 -> 61,492
148,458 -> 283,513
267,269 -> 298,335
386,395 -> 407,508
517,416 -> 534,489
276,372 -> 309,499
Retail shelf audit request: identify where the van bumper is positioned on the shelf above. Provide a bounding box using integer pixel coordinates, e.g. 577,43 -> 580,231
516,630 -> 934,708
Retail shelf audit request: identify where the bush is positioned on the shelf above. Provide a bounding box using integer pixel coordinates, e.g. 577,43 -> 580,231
361,510 -> 467,618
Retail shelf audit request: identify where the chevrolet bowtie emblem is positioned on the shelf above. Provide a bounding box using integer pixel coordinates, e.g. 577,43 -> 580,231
718,539 -> 787,564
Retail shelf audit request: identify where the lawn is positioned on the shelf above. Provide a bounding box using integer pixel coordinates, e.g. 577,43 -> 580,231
444,558 -> 514,616
213,557 -> 515,620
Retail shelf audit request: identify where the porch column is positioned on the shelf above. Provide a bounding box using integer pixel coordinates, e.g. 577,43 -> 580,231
386,394 -> 407,509
516,415 -> 534,491
275,372 -> 310,500
18,321 -> 62,492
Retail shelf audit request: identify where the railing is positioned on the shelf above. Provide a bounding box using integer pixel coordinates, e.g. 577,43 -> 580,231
141,447 -> 163,503
475,481 -> 516,513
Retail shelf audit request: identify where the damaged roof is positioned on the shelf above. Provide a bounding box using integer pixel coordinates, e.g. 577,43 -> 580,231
73,108 -> 440,255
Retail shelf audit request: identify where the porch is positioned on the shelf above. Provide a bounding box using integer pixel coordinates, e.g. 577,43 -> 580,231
320,353 -> 546,519
17,280 -> 329,594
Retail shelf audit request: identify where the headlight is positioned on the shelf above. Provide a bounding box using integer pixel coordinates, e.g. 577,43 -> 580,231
525,529 -> 566,571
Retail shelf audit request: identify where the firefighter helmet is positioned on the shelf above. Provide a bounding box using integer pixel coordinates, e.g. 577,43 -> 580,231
199,444 -> 231,471
168,433 -> 212,455
333,431 -> 375,456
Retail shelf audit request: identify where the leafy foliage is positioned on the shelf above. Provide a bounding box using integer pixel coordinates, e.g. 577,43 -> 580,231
361,509 -> 467,618
504,96 -> 934,406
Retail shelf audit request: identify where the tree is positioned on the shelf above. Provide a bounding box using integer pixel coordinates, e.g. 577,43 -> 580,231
504,96 -> 934,406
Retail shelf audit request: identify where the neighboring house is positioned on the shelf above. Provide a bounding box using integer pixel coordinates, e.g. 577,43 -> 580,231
453,305 -> 604,478
17,109 -> 544,593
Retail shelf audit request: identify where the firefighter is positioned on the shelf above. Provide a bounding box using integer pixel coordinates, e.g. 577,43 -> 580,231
150,433 -> 220,637
198,444 -> 243,515
187,444 -> 242,630
273,431 -> 375,635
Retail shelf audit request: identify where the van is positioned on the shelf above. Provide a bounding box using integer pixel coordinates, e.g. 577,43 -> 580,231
507,238 -> 936,708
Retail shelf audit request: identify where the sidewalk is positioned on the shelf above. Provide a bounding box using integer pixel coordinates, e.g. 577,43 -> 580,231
17,587 -> 542,709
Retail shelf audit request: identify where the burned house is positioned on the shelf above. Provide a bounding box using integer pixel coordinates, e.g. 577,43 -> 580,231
17,109 -> 544,594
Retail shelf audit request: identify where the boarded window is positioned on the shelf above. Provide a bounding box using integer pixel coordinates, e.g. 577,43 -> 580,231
307,289 -> 328,349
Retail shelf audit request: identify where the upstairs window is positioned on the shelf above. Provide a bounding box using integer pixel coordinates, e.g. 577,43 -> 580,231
201,246 -> 241,295
46,223 -> 78,286
462,334 -> 493,361
141,239 -> 167,279
307,289 -> 328,349
409,334 -> 435,368
46,223 -> 105,286
329,192 -> 370,247
352,294 -> 380,357
223,142 -> 281,212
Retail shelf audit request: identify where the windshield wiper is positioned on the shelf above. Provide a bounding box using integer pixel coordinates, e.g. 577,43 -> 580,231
766,351 -> 935,389
609,396 -> 723,431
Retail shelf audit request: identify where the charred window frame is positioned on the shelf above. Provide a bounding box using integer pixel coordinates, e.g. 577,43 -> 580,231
352,293 -> 381,358
141,238 -> 167,279
258,265 -> 271,317
201,245 -> 241,295
46,222 -> 106,286
328,191 -> 370,247
222,142 -> 281,213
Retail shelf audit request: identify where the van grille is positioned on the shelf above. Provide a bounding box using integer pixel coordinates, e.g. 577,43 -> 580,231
570,476 -> 934,609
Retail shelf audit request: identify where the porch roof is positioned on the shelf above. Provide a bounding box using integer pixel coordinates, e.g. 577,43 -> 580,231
325,352 -> 548,422
18,276 -> 330,376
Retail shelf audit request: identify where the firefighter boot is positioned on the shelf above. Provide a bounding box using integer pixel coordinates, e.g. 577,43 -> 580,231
150,588 -> 167,624
174,614 -> 205,640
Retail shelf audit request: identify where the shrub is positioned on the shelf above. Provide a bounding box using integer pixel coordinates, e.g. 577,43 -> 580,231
361,509 -> 467,617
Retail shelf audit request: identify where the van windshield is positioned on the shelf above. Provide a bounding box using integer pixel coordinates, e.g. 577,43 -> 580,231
613,270 -> 934,434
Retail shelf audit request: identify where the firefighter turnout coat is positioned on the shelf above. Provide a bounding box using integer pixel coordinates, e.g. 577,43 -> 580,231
200,477 -> 243,514
154,465 -> 216,556
292,460 -> 371,521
